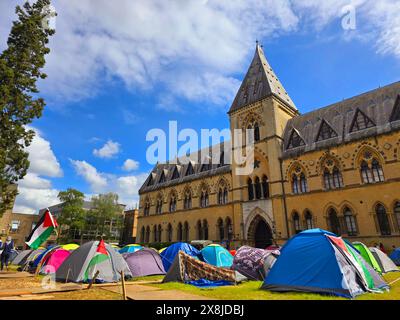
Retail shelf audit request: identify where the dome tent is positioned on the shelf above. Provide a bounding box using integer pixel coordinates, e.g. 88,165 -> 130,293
262,229 -> 388,298
56,240 -> 132,283
352,242 -> 382,274
369,247 -> 399,273
160,242 -> 200,272
390,248 -> 400,266
200,244 -> 233,268
123,248 -> 165,277
119,244 -> 143,254
36,246 -> 71,274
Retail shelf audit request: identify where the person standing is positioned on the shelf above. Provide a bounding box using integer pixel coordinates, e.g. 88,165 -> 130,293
1,237 -> 14,271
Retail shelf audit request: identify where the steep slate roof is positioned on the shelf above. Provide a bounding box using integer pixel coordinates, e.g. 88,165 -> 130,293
229,44 -> 297,114
282,81 -> 400,159
139,143 -> 231,194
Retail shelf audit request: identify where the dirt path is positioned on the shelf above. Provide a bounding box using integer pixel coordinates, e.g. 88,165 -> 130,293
102,283 -> 215,300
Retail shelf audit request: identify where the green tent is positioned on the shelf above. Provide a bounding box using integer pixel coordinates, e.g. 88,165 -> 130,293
353,242 -> 382,274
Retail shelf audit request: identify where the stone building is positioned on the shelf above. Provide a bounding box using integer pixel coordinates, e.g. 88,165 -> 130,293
120,209 -> 139,246
7,213 -> 40,250
137,44 -> 400,249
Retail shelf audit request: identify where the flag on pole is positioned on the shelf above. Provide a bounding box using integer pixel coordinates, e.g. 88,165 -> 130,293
84,239 -> 109,282
25,209 -> 58,250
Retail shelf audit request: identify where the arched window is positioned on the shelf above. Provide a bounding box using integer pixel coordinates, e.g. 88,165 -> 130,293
217,218 -> 224,241
157,225 -> 162,242
144,200 -> 150,216
177,223 -> 183,242
167,224 -> 173,242
394,202 -> 400,233
292,174 -> 300,194
371,159 -> 384,182
169,194 -> 177,213
153,225 -> 157,242
360,151 -> 384,184
293,212 -> 302,234
225,217 -> 233,241
305,211 -> 314,229
255,177 -> 262,199
223,187 -> 228,204
200,190 -> 209,208
324,166 -> 343,190
343,207 -> 358,236
197,220 -> 203,240
300,173 -> 308,193
203,220 -> 209,240
145,226 -> 150,243
328,209 -> 341,235
262,176 -> 270,199
156,197 -> 163,215
247,124 -> 254,144
218,188 -> 223,205
183,222 -> 189,242
376,204 -> 391,235
140,226 -> 145,242
184,190 -> 192,210
248,178 -> 254,200
254,123 -> 260,142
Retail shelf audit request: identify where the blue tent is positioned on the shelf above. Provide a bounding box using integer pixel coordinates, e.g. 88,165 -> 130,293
119,244 -> 143,254
390,248 -> 400,266
201,244 -> 233,268
160,242 -> 200,272
262,229 -> 388,298
32,245 -> 56,268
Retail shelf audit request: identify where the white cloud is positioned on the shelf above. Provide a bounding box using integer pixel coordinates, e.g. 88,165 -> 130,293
93,140 -> 121,159
13,128 -> 62,214
26,127 -> 63,178
122,159 -> 140,172
70,159 -> 108,192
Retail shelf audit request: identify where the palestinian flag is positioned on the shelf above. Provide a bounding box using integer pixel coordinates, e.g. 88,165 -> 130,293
26,209 -> 58,250
84,240 -> 109,281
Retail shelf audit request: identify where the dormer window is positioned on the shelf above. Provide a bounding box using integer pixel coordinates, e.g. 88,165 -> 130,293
316,120 -> 338,142
286,129 -> 305,150
171,166 -> 180,180
159,171 -> 166,183
186,162 -> 194,176
350,109 -> 375,132
147,174 -> 154,186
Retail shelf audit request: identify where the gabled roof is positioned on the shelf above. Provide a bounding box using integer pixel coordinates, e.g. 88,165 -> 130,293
282,82 -> 400,158
139,143 -> 231,194
229,43 -> 297,114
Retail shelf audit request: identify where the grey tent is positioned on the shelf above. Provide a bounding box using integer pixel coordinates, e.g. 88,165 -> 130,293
163,251 -> 246,284
232,246 -> 280,281
11,250 -> 31,265
123,248 -> 166,277
369,247 -> 399,273
56,241 -> 132,283
19,248 -> 45,270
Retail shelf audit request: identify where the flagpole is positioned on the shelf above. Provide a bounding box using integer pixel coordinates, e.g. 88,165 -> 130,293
47,207 -> 59,237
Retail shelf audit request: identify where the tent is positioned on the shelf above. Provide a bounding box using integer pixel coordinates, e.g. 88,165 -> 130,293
163,251 -> 246,284
262,229 -> 389,298
36,246 -> 71,274
32,245 -> 56,269
232,246 -> 279,281
390,248 -> 400,266
353,242 -> 382,274
7,249 -> 19,263
11,250 -> 31,265
229,250 -> 236,256
159,247 -> 167,254
19,248 -> 45,270
119,244 -> 143,254
369,247 -> 399,273
61,244 -> 79,251
201,244 -> 233,268
160,242 -> 200,272
123,248 -> 166,277
56,241 -> 132,283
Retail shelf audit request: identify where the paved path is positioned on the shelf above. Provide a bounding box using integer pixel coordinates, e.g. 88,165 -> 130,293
102,284 -> 214,300
0,283 -> 83,298
0,272 -> 34,279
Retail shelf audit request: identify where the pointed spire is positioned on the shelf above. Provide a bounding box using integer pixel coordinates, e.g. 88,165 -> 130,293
229,43 -> 297,113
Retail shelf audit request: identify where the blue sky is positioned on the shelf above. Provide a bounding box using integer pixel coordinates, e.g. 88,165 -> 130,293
1,0 -> 399,214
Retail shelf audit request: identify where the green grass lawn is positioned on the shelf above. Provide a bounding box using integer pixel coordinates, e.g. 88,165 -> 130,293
148,272 -> 400,300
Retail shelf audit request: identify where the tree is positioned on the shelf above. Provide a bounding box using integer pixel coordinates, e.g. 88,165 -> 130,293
0,0 -> 55,216
57,188 -> 85,243
88,193 -> 124,242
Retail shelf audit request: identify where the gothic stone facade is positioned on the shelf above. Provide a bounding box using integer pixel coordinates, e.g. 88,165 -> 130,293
137,44 -> 400,249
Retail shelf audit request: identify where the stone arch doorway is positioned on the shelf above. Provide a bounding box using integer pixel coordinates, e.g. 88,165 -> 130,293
248,215 -> 273,249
